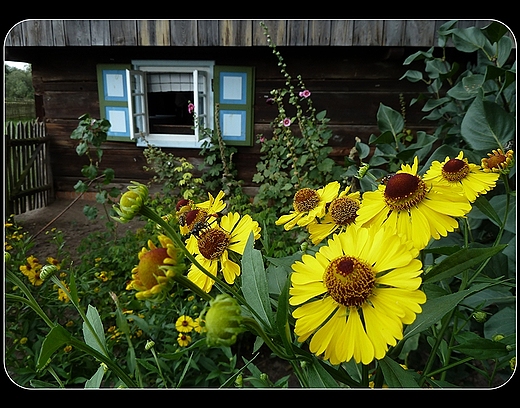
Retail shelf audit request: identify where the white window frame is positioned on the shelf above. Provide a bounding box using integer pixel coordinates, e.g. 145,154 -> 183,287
129,60 -> 215,148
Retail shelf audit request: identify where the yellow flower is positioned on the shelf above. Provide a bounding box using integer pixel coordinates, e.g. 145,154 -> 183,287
20,257 -> 44,286
177,191 -> 226,236
423,151 -> 500,202
175,315 -> 195,333
177,333 -> 192,347
129,234 -> 181,301
356,156 -> 472,250
481,149 -> 514,174
56,281 -> 70,303
307,186 -> 360,244
194,317 -> 206,333
289,224 -> 426,365
276,181 -> 340,230
187,212 -> 261,293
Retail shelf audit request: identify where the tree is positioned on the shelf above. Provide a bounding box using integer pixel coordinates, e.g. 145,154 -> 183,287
5,64 -> 34,100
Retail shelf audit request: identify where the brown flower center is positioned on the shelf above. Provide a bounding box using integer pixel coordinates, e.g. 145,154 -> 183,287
323,256 -> 375,307
442,158 -> 470,182
198,228 -> 231,260
293,188 -> 320,213
384,173 -> 427,211
485,154 -> 506,169
329,196 -> 359,225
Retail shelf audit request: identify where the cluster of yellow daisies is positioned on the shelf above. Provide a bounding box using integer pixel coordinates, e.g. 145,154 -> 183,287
125,148 -> 513,365
279,149 -> 512,365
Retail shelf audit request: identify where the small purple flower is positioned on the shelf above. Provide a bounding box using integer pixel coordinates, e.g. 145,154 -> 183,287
259,136 -> 266,143
188,103 -> 195,114
282,118 -> 291,127
299,90 -> 311,98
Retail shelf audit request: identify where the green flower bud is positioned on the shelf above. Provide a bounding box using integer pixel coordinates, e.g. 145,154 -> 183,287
145,340 -> 155,351
113,182 -> 149,223
492,334 -> 505,342
472,311 -> 488,323
204,294 -> 245,347
5,251 -> 11,264
40,264 -> 59,281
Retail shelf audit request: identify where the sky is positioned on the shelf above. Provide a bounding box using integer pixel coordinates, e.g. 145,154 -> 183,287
5,61 -> 30,69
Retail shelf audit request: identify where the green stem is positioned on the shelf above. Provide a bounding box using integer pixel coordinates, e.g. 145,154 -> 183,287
67,337 -> 138,388
426,356 -> 473,379
242,317 -> 294,360
6,271 -> 56,329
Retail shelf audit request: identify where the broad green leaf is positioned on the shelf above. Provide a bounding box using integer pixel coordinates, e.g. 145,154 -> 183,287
403,282 -> 495,341
241,233 -> 273,329
83,305 -> 107,356
452,332 -> 509,359
484,307 -> 516,339
306,360 -> 340,388
482,21 -> 509,43
423,245 -> 507,284
85,365 -> 106,388
450,26 -> 489,53
376,103 -> 404,137
460,95 -> 515,151
471,195 -> 503,226
37,325 -> 71,370
379,356 -> 419,388
400,69 -> 423,82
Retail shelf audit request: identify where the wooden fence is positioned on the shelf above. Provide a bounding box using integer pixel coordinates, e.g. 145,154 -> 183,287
5,120 -> 54,215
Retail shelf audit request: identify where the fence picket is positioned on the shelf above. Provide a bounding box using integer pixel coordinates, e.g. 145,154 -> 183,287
5,120 -> 54,215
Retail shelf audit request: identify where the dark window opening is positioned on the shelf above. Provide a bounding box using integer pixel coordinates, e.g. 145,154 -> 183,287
147,91 -> 194,135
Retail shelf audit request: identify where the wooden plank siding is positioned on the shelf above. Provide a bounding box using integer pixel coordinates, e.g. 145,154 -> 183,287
6,19 -> 496,48
5,19 -> 500,197
18,43 -> 478,195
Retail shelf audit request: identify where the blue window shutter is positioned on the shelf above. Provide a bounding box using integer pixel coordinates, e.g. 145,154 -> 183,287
213,66 -> 255,146
96,64 -> 133,142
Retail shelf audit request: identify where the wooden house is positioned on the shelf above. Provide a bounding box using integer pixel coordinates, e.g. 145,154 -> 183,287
5,19 -> 494,198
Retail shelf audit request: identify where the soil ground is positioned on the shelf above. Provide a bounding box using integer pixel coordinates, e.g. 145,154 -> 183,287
14,197 -> 145,262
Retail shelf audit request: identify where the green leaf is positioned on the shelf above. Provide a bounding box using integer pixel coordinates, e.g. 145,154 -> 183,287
460,95 -> 515,151
484,307 -> 516,339
376,103 -> 404,137
400,70 -> 423,82
471,195 -> 502,225
241,233 -> 273,330
83,305 -> 107,356
37,325 -> 71,370
452,332 -> 509,359
422,245 -> 507,284
76,141 -> 89,156
306,360 -> 340,388
73,180 -> 89,193
403,282 -> 495,341
379,356 -> 420,388
81,164 -> 97,179
450,26 -> 489,53
85,365 -> 106,388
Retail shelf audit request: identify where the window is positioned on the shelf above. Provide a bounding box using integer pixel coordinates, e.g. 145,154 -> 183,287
97,61 -> 254,147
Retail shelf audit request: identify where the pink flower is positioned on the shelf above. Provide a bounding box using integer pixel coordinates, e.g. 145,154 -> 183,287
259,136 -> 266,143
299,90 -> 311,98
282,118 -> 291,127
188,103 -> 195,114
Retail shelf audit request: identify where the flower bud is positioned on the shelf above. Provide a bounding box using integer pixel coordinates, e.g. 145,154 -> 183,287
145,340 -> 155,351
39,264 -> 59,281
204,294 -> 245,347
492,333 -> 505,342
472,311 -> 488,323
113,182 -> 149,223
